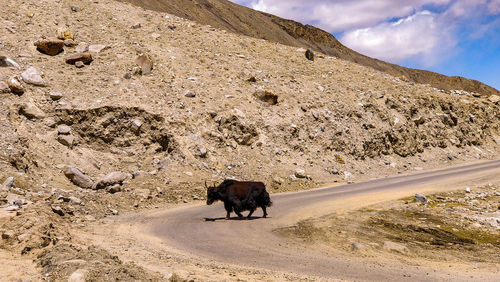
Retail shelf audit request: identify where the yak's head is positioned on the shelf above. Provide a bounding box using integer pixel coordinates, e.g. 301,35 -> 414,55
205,181 -> 220,205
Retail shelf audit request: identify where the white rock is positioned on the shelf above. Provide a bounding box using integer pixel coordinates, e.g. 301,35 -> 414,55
414,194 -> 427,204
294,169 -> 306,178
57,125 -> 71,135
2,177 -> 14,190
49,91 -> 63,100
465,187 -> 471,193
68,269 -> 88,282
21,67 -> 45,86
383,241 -> 409,254
88,44 -> 108,53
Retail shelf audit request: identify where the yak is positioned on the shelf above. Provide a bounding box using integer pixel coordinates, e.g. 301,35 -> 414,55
205,179 -> 272,219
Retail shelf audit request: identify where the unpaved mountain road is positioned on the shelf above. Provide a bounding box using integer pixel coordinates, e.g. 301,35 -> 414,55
92,160 -> 500,281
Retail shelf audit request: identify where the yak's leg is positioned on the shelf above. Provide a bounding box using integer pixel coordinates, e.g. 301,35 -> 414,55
230,197 -> 244,218
261,206 -> 268,218
247,209 -> 255,219
224,201 -> 232,220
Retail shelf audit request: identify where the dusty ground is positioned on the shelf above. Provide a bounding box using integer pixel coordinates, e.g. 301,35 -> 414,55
0,0 -> 498,280
276,184 -> 500,273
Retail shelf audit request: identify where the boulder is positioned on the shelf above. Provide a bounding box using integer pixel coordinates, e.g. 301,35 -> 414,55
305,49 -> 315,61
7,76 -> 24,94
57,125 -> 71,135
57,135 -> 74,147
34,39 -> 64,56
65,52 -> 93,65
0,56 -> 20,69
135,54 -> 153,75
49,91 -> 63,100
21,67 -> 45,86
488,95 -> 500,104
19,103 -> 45,119
63,166 -> 94,189
414,193 -> 427,204
93,172 -> 129,190
294,169 -> 306,178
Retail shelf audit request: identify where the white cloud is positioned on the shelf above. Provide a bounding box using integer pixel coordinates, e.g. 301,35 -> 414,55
230,0 -> 499,66
339,11 -> 455,66
232,0 -> 452,32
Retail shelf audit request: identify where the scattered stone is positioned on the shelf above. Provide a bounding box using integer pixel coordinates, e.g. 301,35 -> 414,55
5,205 -> 19,211
34,39 -> 64,56
135,54 -> 153,75
57,125 -> 72,135
21,67 -> 45,86
69,196 -> 82,205
311,110 -> 319,120
88,44 -> 108,53
7,76 -> 24,94
383,241 -> 409,254
135,188 -> 151,199
343,171 -> 353,181
13,199 -> 24,207
414,194 -> 427,204
49,91 -> 63,100
75,42 -> 89,53
3,177 -> 14,190
0,81 -> 9,93
131,22 -> 141,29
19,103 -> 45,119
57,134 -> 74,147
1,230 -> 15,240
68,269 -> 87,282
131,119 -> 142,134
64,39 -> 76,47
185,90 -> 196,97
465,187 -> 471,193
123,72 -> 132,79
63,166 -> 94,189
110,209 -> 119,215
488,95 -> 500,104
305,49 -> 315,61
0,56 -> 20,69
247,76 -> 257,83
93,172 -> 129,190
294,169 -> 306,179
56,28 -> 74,40
65,52 -> 93,65
106,184 -> 121,194
70,5 -> 80,12
253,90 -> 278,105
198,147 -> 207,158
352,242 -> 367,251
75,61 -> 84,68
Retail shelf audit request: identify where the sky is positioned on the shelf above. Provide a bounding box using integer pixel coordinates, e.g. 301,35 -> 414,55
231,0 -> 500,90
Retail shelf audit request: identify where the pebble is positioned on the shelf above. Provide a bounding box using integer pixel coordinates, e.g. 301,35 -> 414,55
0,56 -> 21,69
57,125 -> 71,135
465,187 -> 471,193
64,39 -> 77,47
75,61 -> 85,68
57,135 -> 74,147
294,169 -> 306,178
75,42 -> 89,53
52,206 -> 64,216
93,172 -> 129,190
49,91 -> 63,100
34,39 -> 64,56
3,177 -> 14,190
63,165 -> 94,189
414,194 -> 427,204
88,44 -> 108,53
66,52 -> 93,65
185,90 -> 196,97
5,205 -> 19,211
135,54 -> 153,75
56,28 -> 74,40
7,76 -> 24,94
21,67 -> 45,86
70,5 -> 80,12
19,103 -> 45,119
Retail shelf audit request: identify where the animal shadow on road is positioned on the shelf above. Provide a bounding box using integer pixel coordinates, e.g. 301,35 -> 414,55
204,216 -> 270,222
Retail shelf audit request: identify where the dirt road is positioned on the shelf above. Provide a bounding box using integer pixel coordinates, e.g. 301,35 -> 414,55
142,160 -> 499,281
89,160 -> 500,281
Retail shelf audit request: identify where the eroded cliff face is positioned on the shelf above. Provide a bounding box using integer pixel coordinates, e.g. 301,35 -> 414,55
118,0 -> 500,98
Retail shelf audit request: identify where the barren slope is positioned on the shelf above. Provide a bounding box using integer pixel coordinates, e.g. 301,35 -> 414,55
118,0 -> 500,97
0,0 -> 498,280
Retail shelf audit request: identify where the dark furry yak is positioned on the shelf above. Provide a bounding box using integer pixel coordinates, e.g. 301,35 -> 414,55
206,179 -> 272,219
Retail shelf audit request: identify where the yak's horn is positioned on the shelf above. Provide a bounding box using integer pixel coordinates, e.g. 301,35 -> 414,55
204,180 -> 208,189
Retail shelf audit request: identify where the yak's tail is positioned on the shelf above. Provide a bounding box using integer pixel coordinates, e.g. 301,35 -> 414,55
262,190 -> 273,207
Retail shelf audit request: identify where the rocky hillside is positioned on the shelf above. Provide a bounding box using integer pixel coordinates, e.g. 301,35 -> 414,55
0,0 -> 498,280
118,0 -> 500,98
